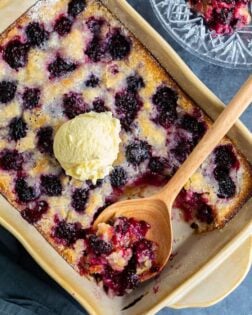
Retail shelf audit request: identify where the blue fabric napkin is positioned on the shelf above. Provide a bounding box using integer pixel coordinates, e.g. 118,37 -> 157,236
0,226 -> 86,315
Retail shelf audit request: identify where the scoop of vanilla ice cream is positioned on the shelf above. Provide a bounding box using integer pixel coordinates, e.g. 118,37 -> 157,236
53,112 -> 121,183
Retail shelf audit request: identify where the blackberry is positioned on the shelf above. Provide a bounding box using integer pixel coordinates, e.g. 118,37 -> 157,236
54,16 -> 73,36
152,86 -> 178,111
126,140 -> 151,166
9,117 -> 27,141
126,74 -> 145,93
63,92 -> 88,119
3,39 -> 30,70
0,81 -> 17,104
21,200 -> 49,224
213,165 -> 230,181
152,86 -> 178,127
129,217 -> 150,237
0,150 -> 23,171
109,166 -> 127,188
48,56 -> 77,79
37,126 -> 53,155
22,88 -> 40,109
155,109 -> 177,128
214,145 -> 237,169
86,17 -> 103,35
15,178 -> 37,203
88,235 -> 112,255
196,204 -> 214,224
53,219 -> 84,246
68,0 -> 86,17
102,266 -> 123,295
217,176 -> 236,199
93,99 -> 108,113
107,30 -> 131,60
85,37 -> 103,62
40,175 -> 62,196
71,188 -> 89,213
171,139 -> 193,163
114,217 -> 130,234
133,239 -> 154,261
115,90 -> 142,130
115,91 -> 139,113
123,269 -> 139,290
25,22 -> 49,47
148,157 -> 165,174
180,114 -> 206,143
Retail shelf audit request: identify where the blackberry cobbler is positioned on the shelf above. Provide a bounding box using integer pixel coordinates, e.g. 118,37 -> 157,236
188,0 -> 251,34
0,0 -> 251,296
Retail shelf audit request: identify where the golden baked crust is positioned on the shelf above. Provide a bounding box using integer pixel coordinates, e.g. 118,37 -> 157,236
0,0 -> 251,280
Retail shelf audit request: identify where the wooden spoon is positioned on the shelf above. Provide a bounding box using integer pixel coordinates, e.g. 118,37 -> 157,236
93,76 -> 252,281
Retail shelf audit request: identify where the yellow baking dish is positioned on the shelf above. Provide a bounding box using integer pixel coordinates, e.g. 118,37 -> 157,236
0,1 -> 251,314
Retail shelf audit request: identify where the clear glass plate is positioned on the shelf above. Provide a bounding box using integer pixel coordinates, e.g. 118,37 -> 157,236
150,0 -> 252,70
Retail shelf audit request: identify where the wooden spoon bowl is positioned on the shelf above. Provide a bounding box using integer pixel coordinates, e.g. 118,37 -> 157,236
94,197 -> 172,280
93,76 -> 252,282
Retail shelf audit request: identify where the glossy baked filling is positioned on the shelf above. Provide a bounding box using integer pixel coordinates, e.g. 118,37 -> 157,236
0,0 -> 251,296
188,0 -> 251,34
78,217 -> 158,296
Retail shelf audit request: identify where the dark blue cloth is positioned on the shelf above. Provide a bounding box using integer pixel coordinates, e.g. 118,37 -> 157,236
0,226 -> 86,315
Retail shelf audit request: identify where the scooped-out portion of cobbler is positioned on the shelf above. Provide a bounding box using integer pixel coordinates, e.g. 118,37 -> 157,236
0,0 -> 251,296
78,217 -> 159,296
188,0 -> 251,34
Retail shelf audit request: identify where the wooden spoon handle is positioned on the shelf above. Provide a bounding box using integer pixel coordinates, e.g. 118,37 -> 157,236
158,75 -> 252,208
